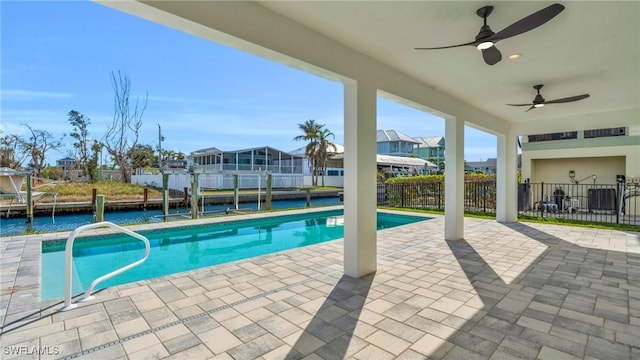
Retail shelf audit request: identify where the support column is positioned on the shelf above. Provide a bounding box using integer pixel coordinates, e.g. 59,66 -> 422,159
444,117 -> 464,241
497,132 -> 518,222
343,80 -> 377,278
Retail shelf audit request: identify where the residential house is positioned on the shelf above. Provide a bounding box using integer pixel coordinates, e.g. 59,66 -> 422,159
414,136 -> 445,172
521,125 -> 640,212
521,126 -> 639,184
465,158 -> 497,174
376,130 -> 419,157
188,146 -> 304,174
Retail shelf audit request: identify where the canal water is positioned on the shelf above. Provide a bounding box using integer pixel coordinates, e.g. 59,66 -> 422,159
0,197 -> 342,236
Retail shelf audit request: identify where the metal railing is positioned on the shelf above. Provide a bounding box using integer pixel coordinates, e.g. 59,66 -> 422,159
519,181 -> 639,226
380,180 -> 640,227
381,180 -> 496,214
60,222 -> 150,311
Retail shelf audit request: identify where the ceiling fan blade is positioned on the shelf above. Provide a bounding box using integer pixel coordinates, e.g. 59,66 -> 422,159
415,40 -> 476,50
506,103 -> 534,107
545,94 -> 590,104
525,105 -> 536,112
489,3 -> 564,42
482,46 -> 502,65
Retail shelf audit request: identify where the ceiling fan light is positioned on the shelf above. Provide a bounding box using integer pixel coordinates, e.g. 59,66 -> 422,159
476,41 -> 494,50
534,103 -> 544,108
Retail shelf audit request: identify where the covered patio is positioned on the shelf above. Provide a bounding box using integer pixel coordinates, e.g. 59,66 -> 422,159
96,0 -> 639,278
2,211 -> 638,358
1,1 -> 638,359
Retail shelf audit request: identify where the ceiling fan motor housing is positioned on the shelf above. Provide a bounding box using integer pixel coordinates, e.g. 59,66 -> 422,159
533,94 -> 546,104
476,25 -> 495,42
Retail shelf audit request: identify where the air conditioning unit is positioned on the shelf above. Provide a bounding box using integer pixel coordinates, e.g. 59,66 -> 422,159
588,189 -> 616,212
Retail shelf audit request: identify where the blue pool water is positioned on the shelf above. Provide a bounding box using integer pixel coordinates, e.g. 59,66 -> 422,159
1,197 -> 341,236
41,210 -> 428,300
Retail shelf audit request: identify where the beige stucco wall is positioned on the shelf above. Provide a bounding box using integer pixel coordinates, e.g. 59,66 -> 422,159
529,156 -> 625,184
522,142 -> 640,183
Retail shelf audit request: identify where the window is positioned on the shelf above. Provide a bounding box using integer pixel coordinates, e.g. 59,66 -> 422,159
584,127 -> 626,138
528,132 -> 577,142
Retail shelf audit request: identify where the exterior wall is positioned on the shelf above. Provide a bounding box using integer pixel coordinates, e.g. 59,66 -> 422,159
530,157 -> 625,184
521,128 -> 640,213
416,145 -> 445,170
522,136 -> 640,183
377,141 -> 416,157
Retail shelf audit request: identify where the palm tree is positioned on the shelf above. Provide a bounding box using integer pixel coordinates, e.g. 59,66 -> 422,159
316,128 -> 337,187
294,119 -> 322,186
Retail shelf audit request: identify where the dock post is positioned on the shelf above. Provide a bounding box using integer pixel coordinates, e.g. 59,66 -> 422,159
191,172 -> 199,219
26,173 -> 33,225
143,188 -> 148,208
162,173 -> 169,219
306,188 -> 311,208
266,174 -> 272,210
95,195 -> 105,222
234,174 -> 239,210
163,190 -> 169,220
91,188 -> 97,211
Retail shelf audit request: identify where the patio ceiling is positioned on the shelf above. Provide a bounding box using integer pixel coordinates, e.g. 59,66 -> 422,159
101,1 -> 639,135
258,1 -> 639,134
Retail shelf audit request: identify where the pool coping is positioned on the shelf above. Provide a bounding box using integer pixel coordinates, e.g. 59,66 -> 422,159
0,205 -> 431,330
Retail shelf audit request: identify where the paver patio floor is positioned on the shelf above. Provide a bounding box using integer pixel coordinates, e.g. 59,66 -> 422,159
1,210 -> 639,359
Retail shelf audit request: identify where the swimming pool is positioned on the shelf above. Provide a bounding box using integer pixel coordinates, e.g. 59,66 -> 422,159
41,210 -> 428,300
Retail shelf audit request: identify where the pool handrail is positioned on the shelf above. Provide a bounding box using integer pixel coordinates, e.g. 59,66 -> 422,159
60,221 -> 150,311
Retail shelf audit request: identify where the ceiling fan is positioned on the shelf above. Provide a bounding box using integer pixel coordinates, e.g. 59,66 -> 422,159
507,84 -> 590,112
415,3 -> 564,65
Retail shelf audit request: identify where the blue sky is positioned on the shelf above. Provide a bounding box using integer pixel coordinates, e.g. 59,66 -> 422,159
1,1 -> 496,165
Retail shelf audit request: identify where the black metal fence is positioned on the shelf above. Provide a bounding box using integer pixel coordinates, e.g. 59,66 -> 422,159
380,180 -> 640,227
381,180 -> 496,214
519,181 -> 639,226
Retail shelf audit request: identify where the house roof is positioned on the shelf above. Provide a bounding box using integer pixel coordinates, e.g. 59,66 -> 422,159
377,155 -> 436,168
414,136 -> 445,148
190,146 -> 303,158
289,143 -> 345,156
376,130 -> 420,144
465,158 -> 497,168
330,153 -> 437,169
189,147 -> 223,155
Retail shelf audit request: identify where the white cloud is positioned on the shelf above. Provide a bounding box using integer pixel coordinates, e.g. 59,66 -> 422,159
1,89 -> 73,99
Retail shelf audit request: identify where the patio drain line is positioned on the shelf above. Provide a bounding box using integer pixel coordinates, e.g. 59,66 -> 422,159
61,231 -> 435,359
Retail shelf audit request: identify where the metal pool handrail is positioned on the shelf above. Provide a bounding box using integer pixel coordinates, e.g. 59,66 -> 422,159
60,221 -> 150,311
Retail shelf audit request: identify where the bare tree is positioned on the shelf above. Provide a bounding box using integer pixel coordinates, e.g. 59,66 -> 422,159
22,124 -> 65,177
103,71 -> 147,183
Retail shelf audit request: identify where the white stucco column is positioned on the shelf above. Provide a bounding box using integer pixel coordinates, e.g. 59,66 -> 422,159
445,117 -> 464,240
496,132 -> 518,222
343,80 -> 377,278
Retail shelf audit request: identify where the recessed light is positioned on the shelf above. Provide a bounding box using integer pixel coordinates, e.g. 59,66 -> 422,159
508,53 -> 522,60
